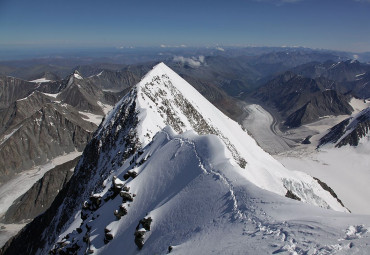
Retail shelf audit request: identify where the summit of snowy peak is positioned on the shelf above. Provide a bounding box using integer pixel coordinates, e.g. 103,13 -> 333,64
98,63 -> 348,213
73,70 -> 83,79
3,63 -> 360,255
66,70 -> 83,85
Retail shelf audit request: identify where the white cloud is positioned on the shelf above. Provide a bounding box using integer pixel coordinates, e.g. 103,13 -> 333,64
216,47 -> 225,52
160,44 -> 187,48
173,56 -> 205,68
254,0 -> 302,4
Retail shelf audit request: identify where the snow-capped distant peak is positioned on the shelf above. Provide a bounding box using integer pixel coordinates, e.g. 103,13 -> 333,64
66,71 -> 83,86
30,78 -> 52,83
73,70 -> 83,80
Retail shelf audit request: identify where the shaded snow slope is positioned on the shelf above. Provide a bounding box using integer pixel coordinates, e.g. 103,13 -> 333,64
51,128 -> 370,255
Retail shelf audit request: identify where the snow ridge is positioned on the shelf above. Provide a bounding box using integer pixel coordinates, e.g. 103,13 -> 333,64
50,127 -> 370,254
98,63 -> 347,211
30,63 -> 354,254
162,129 -> 243,219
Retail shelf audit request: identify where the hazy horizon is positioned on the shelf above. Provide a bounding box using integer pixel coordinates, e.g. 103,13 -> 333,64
1,0 -> 370,55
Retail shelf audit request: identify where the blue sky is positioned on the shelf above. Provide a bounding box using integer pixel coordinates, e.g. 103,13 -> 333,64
1,0 -> 370,52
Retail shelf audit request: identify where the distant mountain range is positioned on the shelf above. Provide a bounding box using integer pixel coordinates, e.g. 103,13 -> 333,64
291,59 -> 370,98
1,48 -> 370,250
253,71 -> 353,127
0,70 -> 126,228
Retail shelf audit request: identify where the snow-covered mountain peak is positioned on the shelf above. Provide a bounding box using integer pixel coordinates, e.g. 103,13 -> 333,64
73,70 -> 83,80
97,63 -> 347,212
4,63 -> 363,255
48,126 -> 366,254
66,70 -> 84,87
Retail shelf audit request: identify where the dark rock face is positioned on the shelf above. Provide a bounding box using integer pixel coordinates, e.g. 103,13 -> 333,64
0,91 -> 52,132
0,90 -> 141,255
254,72 -> 353,127
292,60 -> 370,83
348,72 -> 370,99
29,71 -> 61,82
0,103 -> 95,181
0,69 -> 129,182
291,60 -> 370,99
87,68 -> 144,92
56,72 -> 120,115
319,107 -> 370,148
2,157 -> 80,224
177,74 -> 244,121
336,118 -> 370,147
318,119 -> 350,146
285,190 -> 301,201
134,217 -> 152,249
313,177 -> 345,208
284,90 -> 353,128
0,76 -> 39,109
301,135 -> 312,144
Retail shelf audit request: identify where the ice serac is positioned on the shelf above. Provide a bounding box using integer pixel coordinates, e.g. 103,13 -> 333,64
0,63 -> 348,255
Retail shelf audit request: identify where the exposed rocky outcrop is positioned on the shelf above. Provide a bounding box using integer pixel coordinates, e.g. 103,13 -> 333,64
29,71 -> 61,82
56,71 -> 119,115
292,59 -> 370,83
319,107 -> 370,147
284,90 -> 353,127
87,67 -> 145,92
291,60 -> 370,99
0,76 -> 39,109
0,91 -> 52,133
0,103 -> 95,181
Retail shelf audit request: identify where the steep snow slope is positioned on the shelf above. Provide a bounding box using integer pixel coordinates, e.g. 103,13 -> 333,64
102,63 -> 346,210
51,128 -> 370,255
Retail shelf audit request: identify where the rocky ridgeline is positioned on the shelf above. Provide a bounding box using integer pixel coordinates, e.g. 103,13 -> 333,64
48,141 -> 158,255
319,107 -> 370,148
50,170 -> 140,254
